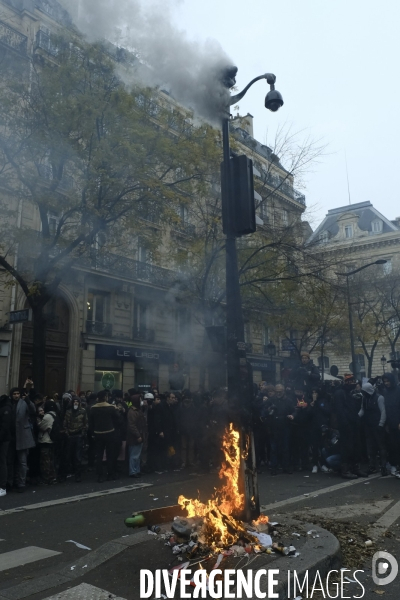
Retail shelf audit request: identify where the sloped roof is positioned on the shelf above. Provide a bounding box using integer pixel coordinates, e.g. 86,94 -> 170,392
308,201 -> 399,243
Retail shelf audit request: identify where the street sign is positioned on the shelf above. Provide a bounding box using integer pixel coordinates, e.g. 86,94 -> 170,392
9,309 -> 32,324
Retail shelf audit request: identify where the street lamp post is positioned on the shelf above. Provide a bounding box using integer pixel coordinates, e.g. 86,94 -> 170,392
336,260 -> 387,381
381,355 -> 387,373
221,69 -> 283,521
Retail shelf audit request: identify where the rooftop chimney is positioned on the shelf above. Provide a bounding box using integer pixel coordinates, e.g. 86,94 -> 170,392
231,113 -> 254,137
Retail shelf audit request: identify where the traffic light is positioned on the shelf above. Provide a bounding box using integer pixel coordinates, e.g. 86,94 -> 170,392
221,155 -> 257,237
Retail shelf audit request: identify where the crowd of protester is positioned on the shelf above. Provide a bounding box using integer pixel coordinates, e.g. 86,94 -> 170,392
253,352 -> 400,480
0,350 -> 399,496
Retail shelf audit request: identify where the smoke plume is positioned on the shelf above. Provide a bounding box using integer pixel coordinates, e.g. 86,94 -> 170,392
58,0 -> 234,122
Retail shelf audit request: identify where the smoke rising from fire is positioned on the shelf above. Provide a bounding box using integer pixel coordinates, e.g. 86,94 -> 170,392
58,0 -> 235,122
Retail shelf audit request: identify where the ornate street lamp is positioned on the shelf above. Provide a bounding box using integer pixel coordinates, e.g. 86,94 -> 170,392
220,68 -> 283,520
381,355 -> 387,373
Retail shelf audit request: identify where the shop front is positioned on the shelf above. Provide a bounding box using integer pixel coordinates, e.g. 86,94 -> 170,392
95,344 -> 175,393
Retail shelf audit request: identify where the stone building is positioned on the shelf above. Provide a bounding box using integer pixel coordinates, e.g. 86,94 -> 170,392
307,201 -> 400,378
0,0 -> 307,394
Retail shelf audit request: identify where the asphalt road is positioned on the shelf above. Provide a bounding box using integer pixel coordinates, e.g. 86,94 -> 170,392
1,467 -> 400,598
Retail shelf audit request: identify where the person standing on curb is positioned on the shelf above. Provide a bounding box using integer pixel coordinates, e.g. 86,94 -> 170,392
127,395 -> 147,478
7,386 -> 36,493
0,394 -> 12,496
64,397 -> 88,482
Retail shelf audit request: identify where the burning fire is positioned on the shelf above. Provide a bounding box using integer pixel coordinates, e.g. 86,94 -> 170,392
178,423 -> 247,549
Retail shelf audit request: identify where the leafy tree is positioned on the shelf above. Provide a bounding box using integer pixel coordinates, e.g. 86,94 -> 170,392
0,37 -> 218,392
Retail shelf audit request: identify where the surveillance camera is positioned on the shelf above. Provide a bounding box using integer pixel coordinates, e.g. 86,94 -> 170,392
265,89 -> 284,112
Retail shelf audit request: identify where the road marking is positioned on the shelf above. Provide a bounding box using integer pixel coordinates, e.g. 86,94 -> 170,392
43,583 -> 126,599
300,499 -> 393,520
0,482 -> 152,517
0,546 -> 61,572
260,473 -> 381,512
368,499 -> 400,539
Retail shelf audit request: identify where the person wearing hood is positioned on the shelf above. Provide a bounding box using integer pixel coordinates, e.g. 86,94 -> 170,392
381,373 -> 400,475
0,394 -> 12,496
333,375 -> 366,479
359,382 -> 387,476
38,400 -> 58,485
64,397 -> 88,482
6,386 -> 36,492
265,384 -> 295,475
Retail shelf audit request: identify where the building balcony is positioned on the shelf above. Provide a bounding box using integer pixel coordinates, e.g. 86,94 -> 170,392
172,221 -> 196,236
86,321 -> 112,336
0,20 -> 28,55
79,251 -> 177,289
133,327 -> 155,343
35,30 -> 58,56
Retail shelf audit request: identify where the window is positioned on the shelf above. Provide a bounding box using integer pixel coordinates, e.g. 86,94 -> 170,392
87,291 -> 109,323
345,225 -> 353,238
134,300 -> 148,333
356,354 -> 365,367
176,308 -> 190,337
47,211 -> 59,237
263,325 -> 270,346
138,243 -> 148,263
318,356 -> 330,369
319,231 -> 329,244
244,322 -> 251,344
282,209 -> 288,226
383,259 -> 392,275
372,220 -> 383,233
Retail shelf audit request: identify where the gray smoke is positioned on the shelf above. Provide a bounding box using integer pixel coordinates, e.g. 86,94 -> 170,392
58,0 -> 234,122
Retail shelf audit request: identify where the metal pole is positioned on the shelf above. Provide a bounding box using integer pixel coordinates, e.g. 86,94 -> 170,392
222,116 -> 259,521
346,276 -> 359,380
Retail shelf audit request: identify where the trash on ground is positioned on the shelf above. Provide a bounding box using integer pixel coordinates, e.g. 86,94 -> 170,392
65,540 -> 91,550
365,540 -> 373,547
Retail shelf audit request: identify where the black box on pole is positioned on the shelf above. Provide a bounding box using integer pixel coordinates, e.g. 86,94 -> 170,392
221,155 -> 256,237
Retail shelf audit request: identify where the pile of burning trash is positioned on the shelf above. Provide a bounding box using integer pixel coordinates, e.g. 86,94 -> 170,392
157,514 -> 298,560
126,424 -> 299,562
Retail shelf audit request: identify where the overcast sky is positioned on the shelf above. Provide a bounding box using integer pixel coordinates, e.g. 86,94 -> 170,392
171,0 -> 400,227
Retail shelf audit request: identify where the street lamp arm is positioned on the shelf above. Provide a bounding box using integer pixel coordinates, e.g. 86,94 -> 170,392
229,73 -> 276,106
335,259 -> 387,277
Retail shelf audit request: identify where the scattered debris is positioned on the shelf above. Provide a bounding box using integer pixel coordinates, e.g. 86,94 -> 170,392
65,540 -> 91,550
365,540 -> 373,547
82,565 -> 88,569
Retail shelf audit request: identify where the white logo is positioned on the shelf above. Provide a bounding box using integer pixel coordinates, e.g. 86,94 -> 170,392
372,551 -> 398,586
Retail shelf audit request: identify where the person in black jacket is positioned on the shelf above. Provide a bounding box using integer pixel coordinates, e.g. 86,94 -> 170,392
264,384 -> 295,475
0,394 -> 12,496
290,386 -> 312,471
89,390 -> 120,482
178,391 -> 196,468
309,387 -> 331,473
291,352 -> 321,393
381,373 -> 400,475
333,375 -> 367,479
159,392 -> 180,470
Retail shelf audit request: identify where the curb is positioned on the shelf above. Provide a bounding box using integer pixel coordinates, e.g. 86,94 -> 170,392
0,531 -> 150,600
0,522 -> 341,600
256,522 -> 341,600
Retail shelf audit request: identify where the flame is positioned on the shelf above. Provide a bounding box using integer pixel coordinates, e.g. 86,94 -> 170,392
178,423 -> 246,549
253,515 -> 269,526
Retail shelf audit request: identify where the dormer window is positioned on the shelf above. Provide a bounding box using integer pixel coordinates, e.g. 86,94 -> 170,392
319,231 -> 329,243
345,225 -> 353,239
372,219 -> 383,233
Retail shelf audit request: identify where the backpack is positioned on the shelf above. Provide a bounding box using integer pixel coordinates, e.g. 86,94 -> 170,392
49,413 -> 62,443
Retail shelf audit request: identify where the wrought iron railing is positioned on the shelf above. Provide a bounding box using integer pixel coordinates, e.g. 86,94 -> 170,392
133,327 -> 155,343
0,20 -> 28,54
172,221 -> 196,236
86,321 -> 112,336
35,30 -> 58,56
81,251 -> 177,288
